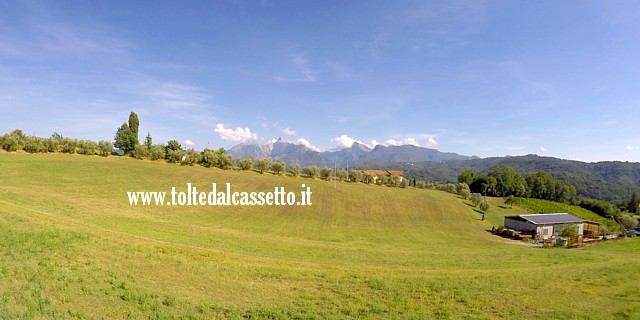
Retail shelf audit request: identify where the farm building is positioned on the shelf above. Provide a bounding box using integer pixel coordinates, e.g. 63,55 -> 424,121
503,213 -> 600,241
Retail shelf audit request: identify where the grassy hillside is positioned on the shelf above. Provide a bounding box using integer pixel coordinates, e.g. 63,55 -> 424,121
1,153 -> 639,319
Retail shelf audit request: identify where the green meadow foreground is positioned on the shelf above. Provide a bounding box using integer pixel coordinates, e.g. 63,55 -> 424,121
1,154 -> 639,319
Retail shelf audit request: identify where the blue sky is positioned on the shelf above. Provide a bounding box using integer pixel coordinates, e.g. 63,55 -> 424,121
1,1 -> 639,162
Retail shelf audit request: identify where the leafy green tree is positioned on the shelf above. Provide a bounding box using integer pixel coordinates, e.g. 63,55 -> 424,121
320,167 -> 334,181
200,149 -> 217,168
60,137 -> 77,153
336,168 -> 348,181
97,140 -> 113,156
271,160 -> 286,175
558,224 -> 578,247
579,198 -> 619,218
554,183 -> 576,203
479,199 -> 490,212
181,148 -> 200,166
128,112 -> 139,145
456,183 -> 471,198
388,175 -> 402,187
349,170 -> 363,183
504,195 -> 516,208
77,140 -> 98,155
459,188 -> 471,200
132,144 -> 149,159
415,180 -> 427,189
166,140 -> 182,153
149,144 -> 166,160
303,166 -> 319,179
470,175 -> 497,196
627,192 -> 639,213
489,165 -> 527,197
619,216 -> 639,230
24,136 -> 46,153
200,148 -> 232,169
288,164 -> 301,177
217,151 -> 233,170
437,183 -> 456,194
525,171 -> 575,202
526,171 -> 552,199
375,174 -> 389,186
469,165 -> 527,198
599,224 -> 610,237
166,149 -> 185,163
47,133 -> 63,152
238,157 -> 254,171
113,112 -> 140,155
256,158 -> 272,174
362,172 -> 375,184
458,168 -> 475,185
144,132 -> 152,151
114,123 -> 134,154
470,193 -> 483,207
164,140 -> 182,161
1,129 -> 26,151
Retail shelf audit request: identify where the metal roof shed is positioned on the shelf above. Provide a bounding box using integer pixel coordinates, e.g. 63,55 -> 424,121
519,213 -> 584,225
504,213 -> 586,240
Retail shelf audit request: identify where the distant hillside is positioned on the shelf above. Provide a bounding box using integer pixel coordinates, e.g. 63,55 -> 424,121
374,154 -> 640,202
359,144 -> 475,164
227,139 -> 477,167
228,141 -> 640,202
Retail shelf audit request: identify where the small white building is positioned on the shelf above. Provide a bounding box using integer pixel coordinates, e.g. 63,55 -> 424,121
504,213 -> 586,240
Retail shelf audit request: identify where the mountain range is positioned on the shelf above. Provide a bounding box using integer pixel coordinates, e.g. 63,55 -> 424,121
228,140 -> 640,202
362,155 -> 640,202
227,138 -> 477,167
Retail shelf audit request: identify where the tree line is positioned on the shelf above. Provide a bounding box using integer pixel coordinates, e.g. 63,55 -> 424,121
1,129 -> 113,156
457,164 -> 638,219
457,165 -> 576,203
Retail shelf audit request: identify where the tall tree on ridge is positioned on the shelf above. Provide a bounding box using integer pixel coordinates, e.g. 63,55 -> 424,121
128,112 -> 139,146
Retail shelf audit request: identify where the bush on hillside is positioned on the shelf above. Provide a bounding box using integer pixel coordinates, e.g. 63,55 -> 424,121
619,216 -> 639,230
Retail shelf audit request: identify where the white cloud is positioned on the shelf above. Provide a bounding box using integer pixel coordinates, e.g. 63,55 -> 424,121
427,137 -> 438,147
214,123 -> 257,142
405,138 -> 419,146
274,53 -> 318,82
384,139 -> 401,146
257,116 -> 268,129
385,138 -> 420,147
183,139 -> 194,147
298,138 -> 321,152
540,146 -> 547,153
332,134 -> 356,148
150,82 -> 210,110
626,145 -> 637,151
282,127 -> 296,136
366,140 -> 381,149
28,19 -> 130,57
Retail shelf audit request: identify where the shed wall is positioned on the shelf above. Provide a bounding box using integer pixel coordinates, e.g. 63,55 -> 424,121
504,218 -> 536,232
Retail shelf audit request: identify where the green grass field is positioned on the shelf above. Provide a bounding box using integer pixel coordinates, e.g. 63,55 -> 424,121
1,153 -> 639,319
